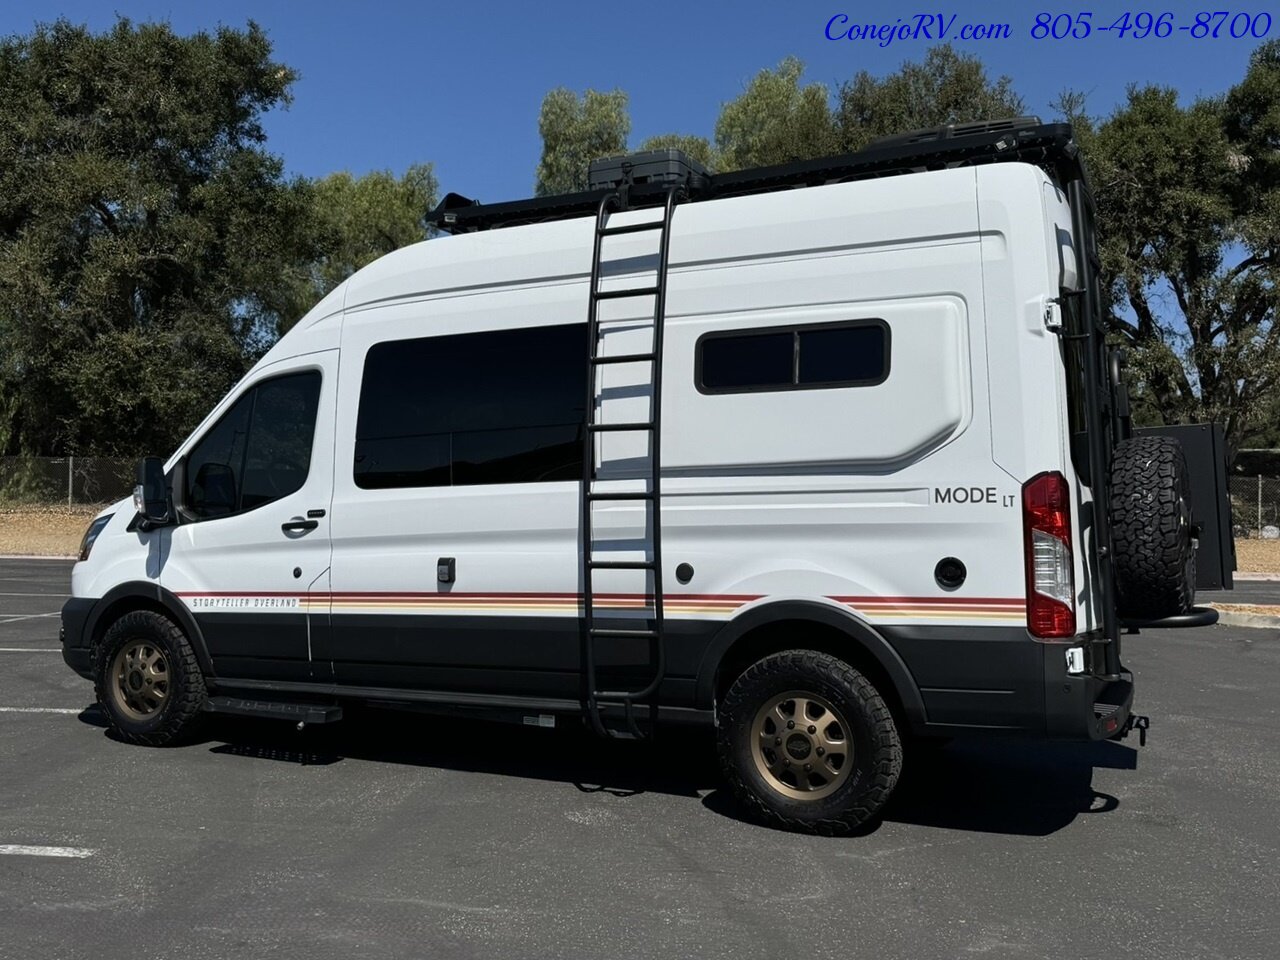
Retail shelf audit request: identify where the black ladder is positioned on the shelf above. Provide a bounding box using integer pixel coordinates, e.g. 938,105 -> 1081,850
581,184 -> 681,739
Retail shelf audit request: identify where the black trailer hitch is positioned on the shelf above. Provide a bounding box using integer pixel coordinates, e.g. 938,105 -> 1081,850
1121,713 -> 1150,746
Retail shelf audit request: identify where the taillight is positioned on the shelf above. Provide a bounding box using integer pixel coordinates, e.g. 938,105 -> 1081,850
1022,471 -> 1075,639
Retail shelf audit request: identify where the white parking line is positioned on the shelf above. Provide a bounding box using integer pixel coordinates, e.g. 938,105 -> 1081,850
0,592 -> 67,597
0,613 -> 59,623
0,845 -> 95,858
0,707 -> 83,714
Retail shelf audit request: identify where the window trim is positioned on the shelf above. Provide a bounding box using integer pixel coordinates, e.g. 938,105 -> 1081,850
694,318 -> 891,396
179,367 -> 323,523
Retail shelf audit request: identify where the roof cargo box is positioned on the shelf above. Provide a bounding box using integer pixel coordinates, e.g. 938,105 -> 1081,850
588,149 -> 711,192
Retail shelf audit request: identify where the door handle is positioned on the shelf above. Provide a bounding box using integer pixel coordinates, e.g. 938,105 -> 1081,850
281,519 -> 319,533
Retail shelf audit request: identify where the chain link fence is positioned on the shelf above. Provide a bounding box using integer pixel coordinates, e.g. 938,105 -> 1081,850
0,456 -> 136,506
1230,475 -> 1280,540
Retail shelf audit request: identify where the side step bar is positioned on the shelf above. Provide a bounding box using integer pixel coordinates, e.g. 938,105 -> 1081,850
204,696 -> 342,726
209,678 -> 715,727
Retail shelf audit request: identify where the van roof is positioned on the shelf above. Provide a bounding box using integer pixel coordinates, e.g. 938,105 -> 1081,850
428,119 -> 1085,235
339,161 -> 1055,318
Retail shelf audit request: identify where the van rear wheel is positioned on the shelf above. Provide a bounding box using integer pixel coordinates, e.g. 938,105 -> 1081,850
717,650 -> 902,835
93,610 -> 206,746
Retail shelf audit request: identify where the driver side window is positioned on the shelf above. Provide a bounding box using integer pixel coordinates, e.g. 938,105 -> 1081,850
185,371 -> 321,520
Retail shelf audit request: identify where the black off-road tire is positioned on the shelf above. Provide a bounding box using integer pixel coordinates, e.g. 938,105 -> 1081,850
1109,436 -> 1196,620
92,610 -> 207,746
717,650 -> 902,835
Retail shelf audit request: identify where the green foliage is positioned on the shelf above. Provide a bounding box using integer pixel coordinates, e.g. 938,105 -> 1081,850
536,47 -> 1019,179
835,46 -> 1025,151
0,455 -> 63,504
535,88 -> 630,196
0,18 -> 317,456
637,133 -> 717,170
298,163 -> 439,319
712,47 -> 1023,168
714,57 -> 838,171
1082,50 -> 1280,449
1223,41 -> 1280,213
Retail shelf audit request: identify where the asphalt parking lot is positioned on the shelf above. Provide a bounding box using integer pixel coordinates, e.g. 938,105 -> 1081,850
1203,578 -> 1280,606
1,559 -> 1277,960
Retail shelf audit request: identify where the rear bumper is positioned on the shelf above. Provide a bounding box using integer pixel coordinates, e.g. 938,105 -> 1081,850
60,597 -> 96,680
883,625 -> 1135,741
1044,653 -> 1134,740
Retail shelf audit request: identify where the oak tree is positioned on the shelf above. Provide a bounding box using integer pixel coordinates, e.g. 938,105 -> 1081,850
0,19 -> 316,456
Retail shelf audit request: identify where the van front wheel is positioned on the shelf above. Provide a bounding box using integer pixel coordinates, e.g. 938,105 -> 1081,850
717,650 -> 902,835
93,610 -> 206,746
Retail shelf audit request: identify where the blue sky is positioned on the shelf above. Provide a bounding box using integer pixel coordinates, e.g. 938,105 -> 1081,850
4,2 -> 1270,201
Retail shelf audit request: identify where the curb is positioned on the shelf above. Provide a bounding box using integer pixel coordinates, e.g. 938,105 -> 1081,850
1209,606 -> 1280,630
1233,573 -> 1280,582
0,554 -> 76,561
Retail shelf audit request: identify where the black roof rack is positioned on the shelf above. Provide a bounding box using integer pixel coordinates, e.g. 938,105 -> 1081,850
428,118 -> 1086,234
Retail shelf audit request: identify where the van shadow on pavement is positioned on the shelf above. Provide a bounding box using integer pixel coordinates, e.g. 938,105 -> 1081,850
78,705 -> 1135,838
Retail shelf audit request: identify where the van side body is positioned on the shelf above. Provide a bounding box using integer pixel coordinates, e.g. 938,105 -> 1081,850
62,160 -> 1127,744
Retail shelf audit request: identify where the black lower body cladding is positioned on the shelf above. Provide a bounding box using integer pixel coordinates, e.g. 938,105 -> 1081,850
192,606 -> 1123,742
881,623 -> 1130,740
60,596 -> 96,679
65,589 -> 1124,742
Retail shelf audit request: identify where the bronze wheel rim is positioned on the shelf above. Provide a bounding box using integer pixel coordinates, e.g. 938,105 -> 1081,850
110,641 -> 170,721
751,691 -> 852,801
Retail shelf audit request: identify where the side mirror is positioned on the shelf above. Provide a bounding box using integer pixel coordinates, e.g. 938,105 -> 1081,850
133,457 -> 170,524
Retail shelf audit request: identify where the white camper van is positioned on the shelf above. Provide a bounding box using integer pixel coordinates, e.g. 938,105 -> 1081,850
62,120 -> 1233,834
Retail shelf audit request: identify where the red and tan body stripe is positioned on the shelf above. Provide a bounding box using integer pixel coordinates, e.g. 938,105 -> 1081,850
829,596 -> 1026,622
175,591 -> 1025,624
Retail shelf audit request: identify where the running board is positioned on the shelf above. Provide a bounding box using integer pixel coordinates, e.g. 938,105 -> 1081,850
203,696 -> 342,726
208,678 -> 713,727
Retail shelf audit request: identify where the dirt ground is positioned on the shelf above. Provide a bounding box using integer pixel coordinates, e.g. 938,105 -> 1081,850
1210,602 -> 1280,616
4,505 -> 1280,573
1233,539 -> 1280,575
0,505 -> 103,557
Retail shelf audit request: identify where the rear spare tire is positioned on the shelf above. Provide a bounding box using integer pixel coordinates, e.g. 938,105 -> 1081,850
1109,435 -> 1195,620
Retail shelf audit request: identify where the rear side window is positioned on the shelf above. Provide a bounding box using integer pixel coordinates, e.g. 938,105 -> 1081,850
354,324 -> 587,489
185,371 -> 321,519
697,320 -> 889,394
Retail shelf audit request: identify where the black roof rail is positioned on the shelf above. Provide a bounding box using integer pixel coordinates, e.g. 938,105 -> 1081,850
866,115 -> 1046,148
427,119 -> 1086,234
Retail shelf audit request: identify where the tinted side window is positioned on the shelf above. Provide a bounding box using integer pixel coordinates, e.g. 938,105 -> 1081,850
797,325 -> 887,385
697,321 -> 889,394
699,332 -> 793,391
186,394 -> 252,519
239,374 -> 322,510
355,324 -> 587,489
185,371 -> 321,519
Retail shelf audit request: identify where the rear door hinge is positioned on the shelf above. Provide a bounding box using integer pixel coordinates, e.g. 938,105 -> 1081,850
1043,296 -> 1064,333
